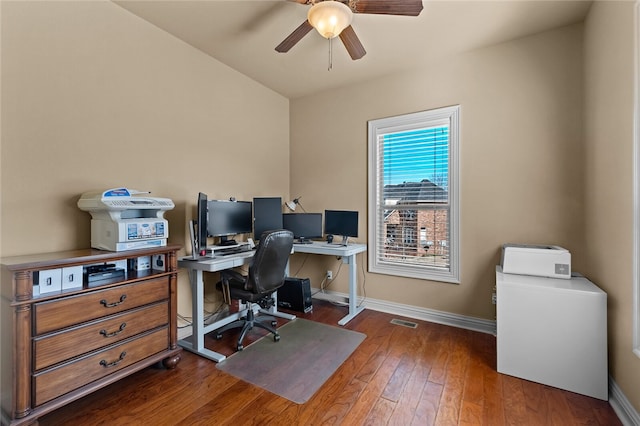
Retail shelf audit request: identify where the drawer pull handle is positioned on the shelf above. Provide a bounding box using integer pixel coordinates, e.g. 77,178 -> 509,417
100,323 -> 127,338
99,351 -> 127,368
100,295 -> 127,308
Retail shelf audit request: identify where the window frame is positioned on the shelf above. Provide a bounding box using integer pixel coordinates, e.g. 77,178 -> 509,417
632,0 -> 640,358
367,105 -> 461,283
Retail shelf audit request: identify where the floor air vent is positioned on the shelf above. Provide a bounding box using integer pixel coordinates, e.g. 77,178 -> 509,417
390,319 -> 418,329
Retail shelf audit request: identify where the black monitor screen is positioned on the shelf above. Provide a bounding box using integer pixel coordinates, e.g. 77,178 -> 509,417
324,210 -> 358,238
253,197 -> 283,241
283,213 -> 322,243
197,192 -> 208,253
207,200 -> 253,239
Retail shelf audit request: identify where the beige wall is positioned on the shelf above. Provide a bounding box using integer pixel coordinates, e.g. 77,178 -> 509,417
290,23 -> 585,320
0,1 -> 290,318
583,0 -> 638,412
3,0 -> 639,415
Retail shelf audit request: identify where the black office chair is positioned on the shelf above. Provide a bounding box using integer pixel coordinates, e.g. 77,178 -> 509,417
214,229 -> 293,351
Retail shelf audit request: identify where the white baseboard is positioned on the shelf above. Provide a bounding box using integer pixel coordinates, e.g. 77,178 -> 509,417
311,288 -> 496,335
177,290 -> 496,338
178,327 -> 192,340
609,376 -> 640,426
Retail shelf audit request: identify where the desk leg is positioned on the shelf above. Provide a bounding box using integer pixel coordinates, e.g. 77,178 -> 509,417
178,269 -> 228,362
338,253 -> 365,326
260,306 -> 296,321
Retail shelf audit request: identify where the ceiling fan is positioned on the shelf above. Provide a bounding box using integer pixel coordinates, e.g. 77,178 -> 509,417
275,0 -> 424,60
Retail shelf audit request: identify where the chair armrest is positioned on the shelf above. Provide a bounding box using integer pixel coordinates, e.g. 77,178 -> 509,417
220,268 -> 246,283
221,269 -> 255,292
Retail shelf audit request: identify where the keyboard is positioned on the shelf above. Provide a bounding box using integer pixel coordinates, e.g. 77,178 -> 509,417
218,249 -> 252,257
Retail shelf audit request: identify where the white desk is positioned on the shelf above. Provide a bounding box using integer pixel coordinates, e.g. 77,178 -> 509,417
177,251 -> 295,363
177,242 -> 367,362
292,242 -> 367,326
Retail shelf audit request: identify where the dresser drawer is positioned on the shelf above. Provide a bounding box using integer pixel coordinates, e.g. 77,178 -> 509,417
34,277 -> 169,335
34,301 -> 168,371
34,327 -> 168,406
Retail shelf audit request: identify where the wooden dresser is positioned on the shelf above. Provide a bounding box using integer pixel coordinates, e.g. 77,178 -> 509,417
1,245 -> 182,426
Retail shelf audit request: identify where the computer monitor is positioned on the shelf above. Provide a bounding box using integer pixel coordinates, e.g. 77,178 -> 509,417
253,197 -> 283,241
283,213 -> 322,244
207,200 -> 253,246
196,192 -> 208,254
324,210 -> 358,245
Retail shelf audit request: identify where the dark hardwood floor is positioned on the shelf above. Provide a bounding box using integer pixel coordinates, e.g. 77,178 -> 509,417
39,300 -> 620,425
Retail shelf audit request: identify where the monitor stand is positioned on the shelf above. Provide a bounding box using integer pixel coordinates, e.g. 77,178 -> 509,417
340,236 -> 349,246
296,238 -> 313,244
218,237 -> 237,246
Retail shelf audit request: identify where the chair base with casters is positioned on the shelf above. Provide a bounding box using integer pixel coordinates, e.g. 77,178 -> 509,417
214,229 -> 294,352
214,297 -> 280,351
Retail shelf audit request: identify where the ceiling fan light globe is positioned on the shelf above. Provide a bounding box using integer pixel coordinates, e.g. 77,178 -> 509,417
307,1 -> 353,39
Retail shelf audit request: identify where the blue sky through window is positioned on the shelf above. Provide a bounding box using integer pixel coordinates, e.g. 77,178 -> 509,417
383,126 -> 449,188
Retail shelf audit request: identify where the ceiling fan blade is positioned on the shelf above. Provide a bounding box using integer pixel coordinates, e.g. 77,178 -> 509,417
354,0 -> 424,16
339,25 -> 366,60
275,20 -> 313,53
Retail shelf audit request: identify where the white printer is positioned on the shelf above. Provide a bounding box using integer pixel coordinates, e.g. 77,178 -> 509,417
501,243 -> 571,279
78,187 -> 174,251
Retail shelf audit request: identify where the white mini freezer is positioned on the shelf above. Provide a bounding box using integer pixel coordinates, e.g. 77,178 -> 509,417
496,266 -> 608,400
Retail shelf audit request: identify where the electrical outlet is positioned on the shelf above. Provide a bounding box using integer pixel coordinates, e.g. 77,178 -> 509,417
326,270 -> 333,280
492,292 -> 497,304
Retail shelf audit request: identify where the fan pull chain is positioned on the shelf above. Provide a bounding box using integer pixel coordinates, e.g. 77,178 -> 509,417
328,37 -> 333,71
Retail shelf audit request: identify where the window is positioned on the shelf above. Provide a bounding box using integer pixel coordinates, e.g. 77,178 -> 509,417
368,105 -> 460,283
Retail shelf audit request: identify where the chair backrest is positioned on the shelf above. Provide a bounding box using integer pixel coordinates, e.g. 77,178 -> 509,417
247,229 -> 294,295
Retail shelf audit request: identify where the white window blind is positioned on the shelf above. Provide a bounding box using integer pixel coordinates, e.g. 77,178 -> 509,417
368,106 -> 460,283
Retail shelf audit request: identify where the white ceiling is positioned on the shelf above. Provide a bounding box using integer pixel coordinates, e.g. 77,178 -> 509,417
114,0 -> 593,99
